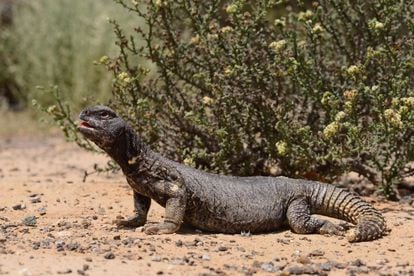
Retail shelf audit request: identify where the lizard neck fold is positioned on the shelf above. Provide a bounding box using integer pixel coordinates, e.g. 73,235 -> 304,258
104,125 -> 146,173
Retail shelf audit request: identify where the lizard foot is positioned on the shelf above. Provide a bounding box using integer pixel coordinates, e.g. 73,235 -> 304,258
318,221 -> 345,236
144,222 -> 179,235
114,214 -> 145,228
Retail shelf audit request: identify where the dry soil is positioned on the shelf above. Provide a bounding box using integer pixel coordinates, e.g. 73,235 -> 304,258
0,136 -> 413,275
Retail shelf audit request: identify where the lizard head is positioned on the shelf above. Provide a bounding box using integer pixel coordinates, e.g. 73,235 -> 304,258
78,105 -> 126,149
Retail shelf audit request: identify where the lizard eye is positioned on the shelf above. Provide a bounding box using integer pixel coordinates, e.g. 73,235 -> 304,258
100,111 -> 110,118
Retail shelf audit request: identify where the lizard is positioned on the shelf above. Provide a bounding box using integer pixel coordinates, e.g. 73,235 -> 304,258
77,105 -> 387,242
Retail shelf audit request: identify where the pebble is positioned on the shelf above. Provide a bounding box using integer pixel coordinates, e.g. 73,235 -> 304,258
152,256 -> 162,262
66,242 -> 80,251
30,197 -> 41,204
104,252 -> 115,259
57,268 -> 72,274
309,250 -> 325,257
285,265 -> 320,275
296,256 -> 311,265
202,254 -> 210,261
260,262 -> 278,273
56,240 -> 65,252
38,207 -> 47,216
22,216 -> 37,227
218,246 -> 228,252
12,203 -> 26,210
319,262 -> 332,271
350,259 -> 365,267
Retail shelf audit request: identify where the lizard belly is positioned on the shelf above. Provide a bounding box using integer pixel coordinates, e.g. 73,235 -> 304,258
183,190 -> 287,233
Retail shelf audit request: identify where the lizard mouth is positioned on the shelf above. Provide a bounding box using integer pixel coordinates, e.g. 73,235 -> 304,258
77,120 -> 96,134
79,121 -> 94,129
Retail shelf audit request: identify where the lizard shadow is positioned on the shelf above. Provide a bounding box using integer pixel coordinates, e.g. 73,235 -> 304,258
176,223 -> 288,236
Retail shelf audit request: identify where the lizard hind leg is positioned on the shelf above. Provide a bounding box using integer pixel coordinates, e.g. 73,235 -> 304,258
286,198 -> 345,236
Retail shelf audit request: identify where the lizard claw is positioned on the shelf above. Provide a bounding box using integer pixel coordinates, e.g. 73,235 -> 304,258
114,215 -> 145,228
318,221 -> 345,236
144,222 -> 179,235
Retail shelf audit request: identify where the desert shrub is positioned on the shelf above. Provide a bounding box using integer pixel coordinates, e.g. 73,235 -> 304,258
0,0 -> 138,108
50,0 -> 414,199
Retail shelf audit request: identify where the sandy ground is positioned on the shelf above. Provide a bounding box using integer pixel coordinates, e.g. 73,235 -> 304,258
0,136 -> 413,275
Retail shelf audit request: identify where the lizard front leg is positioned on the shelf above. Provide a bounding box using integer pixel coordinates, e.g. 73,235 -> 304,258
115,191 -> 151,228
144,182 -> 186,235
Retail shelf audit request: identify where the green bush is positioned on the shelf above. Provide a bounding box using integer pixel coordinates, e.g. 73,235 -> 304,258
52,0 -> 414,199
0,0 -> 137,108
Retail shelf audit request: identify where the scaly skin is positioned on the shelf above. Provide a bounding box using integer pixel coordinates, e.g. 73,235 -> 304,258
78,105 -> 387,242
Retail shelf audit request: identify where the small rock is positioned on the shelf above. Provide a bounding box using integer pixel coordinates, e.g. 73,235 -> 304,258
320,262 -> 332,271
296,256 -> 311,265
218,246 -> 228,252
57,268 -> 72,274
104,252 -> 115,259
202,254 -> 210,261
175,240 -> 183,247
12,203 -> 25,210
66,242 -> 80,251
309,250 -> 325,257
22,216 -> 37,227
350,259 -> 365,267
30,197 -> 41,204
286,265 -> 318,275
81,219 -> 91,229
261,262 -> 277,273
113,235 -> 121,240
396,261 -> 410,267
32,242 -> 40,250
152,256 -> 162,262
170,258 -> 186,265
38,207 -> 47,216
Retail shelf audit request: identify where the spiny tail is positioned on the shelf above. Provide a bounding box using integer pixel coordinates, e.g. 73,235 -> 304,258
309,183 -> 387,242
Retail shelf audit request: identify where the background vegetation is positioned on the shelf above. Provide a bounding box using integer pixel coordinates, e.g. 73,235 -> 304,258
0,0 -> 137,109
2,0 -> 413,199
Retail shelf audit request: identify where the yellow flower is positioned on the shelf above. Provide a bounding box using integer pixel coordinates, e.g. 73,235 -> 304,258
343,89 -> 358,101
323,122 -> 340,139
369,19 -> 385,31
226,4 -> 238,14
384,109 -> 403,128
183,157 -> 195,167
190,34 -> 200,45
335,111 -> 347,122
202,96 -> 214,105
117,72 -> 131,84
298,10 -> 313,22
99,56 -> 109,64
269,40 -> 287,52
275,141 -> 288,156
346,65 -> 361,76
274,18 -> 286,28
221,26 -> 233,33
312,23 -> 323,34
401,97 -> 414,107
